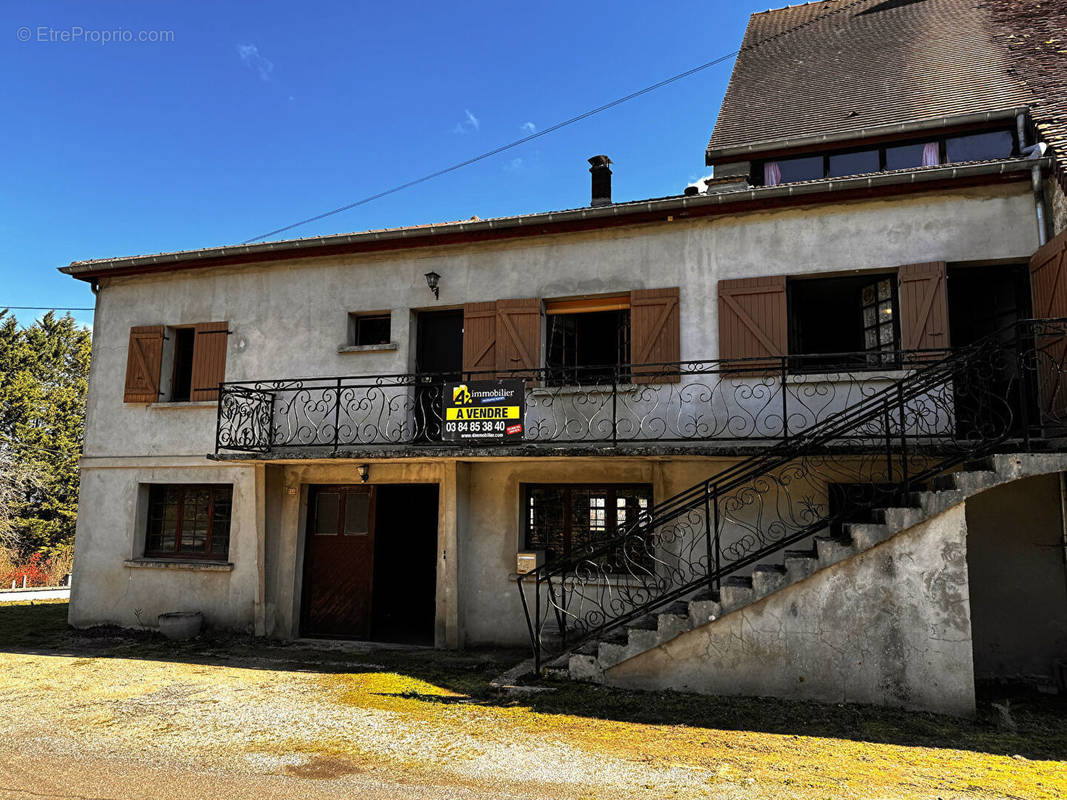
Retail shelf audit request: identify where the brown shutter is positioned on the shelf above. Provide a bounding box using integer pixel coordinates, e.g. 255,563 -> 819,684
1029,229 -> 1067,422
123,326 -> 165,403
717,277 -> 787,370
898,262 -> 949,357
1030,228 -> 1067,319
462,302 -> 496,377
631,287 -> 681,384
190,321 -> 230,401
495,298 -> 542,386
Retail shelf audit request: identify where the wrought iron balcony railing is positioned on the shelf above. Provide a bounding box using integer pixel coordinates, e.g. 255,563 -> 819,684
215,349 -> 972,455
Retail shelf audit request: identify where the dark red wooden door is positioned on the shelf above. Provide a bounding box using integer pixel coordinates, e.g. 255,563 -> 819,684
301,485 -> 376,638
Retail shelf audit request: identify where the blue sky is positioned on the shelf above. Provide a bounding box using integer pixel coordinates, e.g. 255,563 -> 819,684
1,1 -> 759,328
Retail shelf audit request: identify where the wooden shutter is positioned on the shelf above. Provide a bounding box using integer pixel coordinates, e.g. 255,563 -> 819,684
123,325 -> 165,403
1030,229 -> 1067,422
495,298 -> 542,386
462,302 -> 496,377
717,277 -> 787,370
190,321 -> 230,401
898,262 -> 949,357
631,287 -> 681,384
1030,228 -> 1067,319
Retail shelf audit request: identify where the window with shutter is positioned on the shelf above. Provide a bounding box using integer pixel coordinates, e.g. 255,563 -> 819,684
495,298 -> 542,386
123,326 -> 165,403
630,288 -> 680,384
462,302 -> 497,377
898,262 -> 949,360
717,277 -> 787,370
189,321 -> 230,401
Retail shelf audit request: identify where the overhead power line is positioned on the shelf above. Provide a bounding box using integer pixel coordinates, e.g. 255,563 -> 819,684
238,0 -> 871,244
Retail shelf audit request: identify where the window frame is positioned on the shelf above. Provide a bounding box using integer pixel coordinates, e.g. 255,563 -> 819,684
543,295 -> 632,386
143,483 -> 233,560
755,126 -> 1018,187
522,482 -> 654,568
348,311 -> 392,347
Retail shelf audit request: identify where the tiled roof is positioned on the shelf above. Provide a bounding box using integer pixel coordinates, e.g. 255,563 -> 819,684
707,0 -> 1034,159
980,0 -> 1067,182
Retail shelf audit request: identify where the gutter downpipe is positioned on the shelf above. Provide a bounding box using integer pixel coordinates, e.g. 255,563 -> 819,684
1019,111 -> 1050,247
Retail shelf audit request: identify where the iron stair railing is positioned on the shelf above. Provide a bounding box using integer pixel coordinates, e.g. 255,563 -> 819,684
516,318 -> 1067,672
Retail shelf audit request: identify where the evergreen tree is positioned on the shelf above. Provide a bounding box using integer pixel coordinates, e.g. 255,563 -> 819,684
0,310 -> 90,557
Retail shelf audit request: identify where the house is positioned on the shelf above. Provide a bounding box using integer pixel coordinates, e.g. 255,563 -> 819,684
63,0 -> 1067,715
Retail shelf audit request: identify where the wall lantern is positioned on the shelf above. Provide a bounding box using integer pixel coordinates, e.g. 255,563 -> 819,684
424,271 -> 441,300
357,464 -> 370,483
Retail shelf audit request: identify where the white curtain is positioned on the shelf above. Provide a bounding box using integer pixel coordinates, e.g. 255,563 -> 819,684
922,142 -> 940,167
764,161 -> 782,186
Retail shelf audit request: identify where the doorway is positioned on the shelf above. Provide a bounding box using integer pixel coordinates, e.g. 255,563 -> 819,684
414,309 -> 464,441
300,483 -> 439,644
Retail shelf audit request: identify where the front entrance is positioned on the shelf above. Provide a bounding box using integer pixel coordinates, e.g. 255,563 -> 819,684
300,483 -> 439,644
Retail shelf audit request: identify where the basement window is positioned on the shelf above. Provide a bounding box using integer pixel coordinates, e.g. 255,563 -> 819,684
524,484 -> 652,570
789,274 -> 900,369
545,296 -> 630,385
144,484 -> 233,559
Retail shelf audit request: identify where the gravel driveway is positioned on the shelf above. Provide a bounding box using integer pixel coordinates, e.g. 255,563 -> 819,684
0,601 -> 1064,800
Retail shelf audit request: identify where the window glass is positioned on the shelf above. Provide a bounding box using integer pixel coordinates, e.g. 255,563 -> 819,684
885,142 -> 941,170
545,309 -> 629,385
344,492 -> 371,535
524,484 -> 653,570
828,150 -> 879,178
773,156 -> 824,184
945,131 -> 1013,163
352,314 -> 390,346
144,484 -> 233,558
314,492 -> 340,535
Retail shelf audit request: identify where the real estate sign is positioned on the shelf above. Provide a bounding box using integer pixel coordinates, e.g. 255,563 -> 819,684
442,380 -> 525,443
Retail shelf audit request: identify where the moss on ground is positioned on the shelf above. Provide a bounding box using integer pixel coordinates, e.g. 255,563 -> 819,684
3,601 -> 1065,799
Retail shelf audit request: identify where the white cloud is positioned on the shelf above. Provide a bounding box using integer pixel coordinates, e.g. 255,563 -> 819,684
452,109 -> 480,134
520,121 -> 536,134
237,43 -> 274,81
504,157 -> 524,173
686,173 -> 714,192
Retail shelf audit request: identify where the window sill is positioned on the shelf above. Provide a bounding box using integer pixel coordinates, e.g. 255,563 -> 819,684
124,558 -> 233,572
785,369 -> 913,384
337,343 -> 399,354
530,384 -> 640,397
148,401 -> 217,409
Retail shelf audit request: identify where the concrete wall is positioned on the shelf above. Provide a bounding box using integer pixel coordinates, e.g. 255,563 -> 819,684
966,473 -> 1067,682
604,504 -> 976,716
68,461 -> 260,632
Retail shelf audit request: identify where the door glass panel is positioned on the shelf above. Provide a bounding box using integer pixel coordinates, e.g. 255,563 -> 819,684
344,492 -> 370,535
314,492 -> 340,535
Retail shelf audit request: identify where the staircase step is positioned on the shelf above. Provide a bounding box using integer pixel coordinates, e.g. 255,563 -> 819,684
626,615 -> 658,632
816,536 -> 855,568
871,506 -> 924,531
784,550 -> 819,582
568,654 -> 600,682
908,489 -> 966,516
751,564 -> 788,598
845,521 -> 892,551
656,608 -> 692,641
720,576 -> 754,612
932,470 -> 997,492
687,595 -> 722,626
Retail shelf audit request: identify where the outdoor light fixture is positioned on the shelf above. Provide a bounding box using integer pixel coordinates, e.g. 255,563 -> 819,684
424,271 -> 441,300
357,464 -> 370,483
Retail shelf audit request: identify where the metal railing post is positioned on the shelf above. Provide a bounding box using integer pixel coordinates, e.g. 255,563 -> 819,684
612,365 -> 618,447
781,357 -> 789,439
703,484 -> 713,595
896,383 -> 909,494
1017,326 -> 1033,450
332,377 -> 341,453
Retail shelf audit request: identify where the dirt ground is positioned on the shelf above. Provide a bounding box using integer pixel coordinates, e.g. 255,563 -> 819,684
0,601 -> 1064,800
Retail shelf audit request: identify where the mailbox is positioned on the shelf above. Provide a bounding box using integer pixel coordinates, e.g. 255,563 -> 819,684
516,551 -> 545,575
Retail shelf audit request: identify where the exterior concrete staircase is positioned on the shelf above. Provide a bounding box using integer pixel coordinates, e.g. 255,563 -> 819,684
557,451 -> 1067,683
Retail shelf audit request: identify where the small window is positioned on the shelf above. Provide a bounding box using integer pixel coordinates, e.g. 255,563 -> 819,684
828,149 -> 879,178
170,327 -> 196,402
145,484 -> 232,559
945,131 -> 1014,163
310,486 -> 372,536
545,297 -> 630,385
789,274 -> 900,369
349,312 -> 391,346
524,484 -> 652,569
